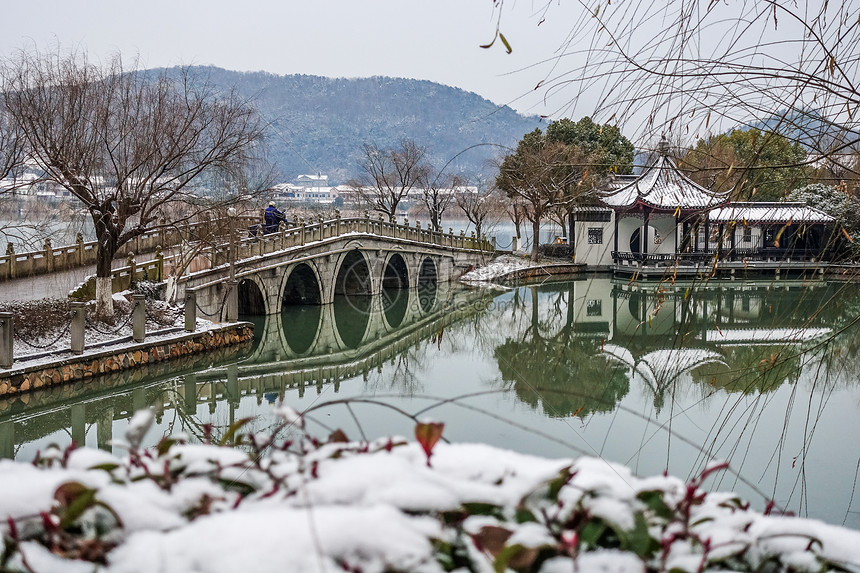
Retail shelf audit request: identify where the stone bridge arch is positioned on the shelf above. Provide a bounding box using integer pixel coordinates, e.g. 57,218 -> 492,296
331,249 -> 374,301
281,262 -> 324,307
238,277 -> 267,315
417,256 -> 439,314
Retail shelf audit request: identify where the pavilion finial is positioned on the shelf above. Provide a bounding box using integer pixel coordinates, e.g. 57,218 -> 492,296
657,134 -> 670,157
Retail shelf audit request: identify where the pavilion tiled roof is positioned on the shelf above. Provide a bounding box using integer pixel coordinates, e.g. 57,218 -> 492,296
708,203 -> 835,224
600,146 -> 729,211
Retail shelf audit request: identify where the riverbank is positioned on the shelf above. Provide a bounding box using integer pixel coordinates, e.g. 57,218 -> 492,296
0,322 -> 253,397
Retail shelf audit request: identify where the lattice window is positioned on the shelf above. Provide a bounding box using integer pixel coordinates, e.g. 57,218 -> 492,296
587,228 -> 603,244
586,299 -> 602,316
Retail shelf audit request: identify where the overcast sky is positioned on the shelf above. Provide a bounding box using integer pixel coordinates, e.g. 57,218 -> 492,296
1,1 -> 588,119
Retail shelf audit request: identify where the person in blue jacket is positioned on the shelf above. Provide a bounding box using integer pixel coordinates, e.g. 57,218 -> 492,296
264,201 -> 286,234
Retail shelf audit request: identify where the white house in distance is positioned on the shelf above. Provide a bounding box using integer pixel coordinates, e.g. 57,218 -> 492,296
571,136 -> 836,274
271,174 -> 341,205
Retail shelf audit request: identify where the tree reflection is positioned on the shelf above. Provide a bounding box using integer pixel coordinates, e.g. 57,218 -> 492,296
494,286 -> 629,418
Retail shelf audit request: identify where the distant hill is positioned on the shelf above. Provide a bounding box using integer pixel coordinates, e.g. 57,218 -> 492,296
166,66 -> 543,185
748,108 -> 860,153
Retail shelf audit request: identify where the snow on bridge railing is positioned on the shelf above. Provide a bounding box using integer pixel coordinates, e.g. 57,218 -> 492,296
210,212 -> 494,266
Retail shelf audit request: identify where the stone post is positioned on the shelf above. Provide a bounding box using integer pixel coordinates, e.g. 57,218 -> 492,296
184,288 -> 197,332
226,280 -> 238,322
44,238 -> 54,272
132,294 -> 146,343
184,373 -> 197,411
70,302 -> 86,354
70,404 -> 86,447
226,363 -> 239,405
0,312 -> 12,369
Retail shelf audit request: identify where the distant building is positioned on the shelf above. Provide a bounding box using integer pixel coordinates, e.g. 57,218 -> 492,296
270,174 -> 340,205
295,173 -> 329,189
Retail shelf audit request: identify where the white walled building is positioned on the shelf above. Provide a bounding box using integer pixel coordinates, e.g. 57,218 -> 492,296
571,137 -> 836,270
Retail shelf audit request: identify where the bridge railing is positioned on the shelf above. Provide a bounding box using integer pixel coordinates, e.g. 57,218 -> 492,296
1,215 -> 259,281
208,213 -> 495,268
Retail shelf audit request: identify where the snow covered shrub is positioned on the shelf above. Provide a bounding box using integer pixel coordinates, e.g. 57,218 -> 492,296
0,298 -> 72,340
0,407 -> 857,572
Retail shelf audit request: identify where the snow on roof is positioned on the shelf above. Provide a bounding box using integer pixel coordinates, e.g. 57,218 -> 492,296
600,152 -> 728,211
703,327 -> 832,344
709,202 -> 835,224
635,348 -> 726,387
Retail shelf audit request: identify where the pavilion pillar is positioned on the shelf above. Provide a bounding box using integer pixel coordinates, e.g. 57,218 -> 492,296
730,222 -> 736,260
703,215 -> 710,254
642,208 -> 650,259
613,213 -> 619,259
717,224 -> 724,260
675,213 -> 681,258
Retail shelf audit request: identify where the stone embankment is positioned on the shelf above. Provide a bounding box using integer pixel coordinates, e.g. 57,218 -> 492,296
0,323 -> 253,398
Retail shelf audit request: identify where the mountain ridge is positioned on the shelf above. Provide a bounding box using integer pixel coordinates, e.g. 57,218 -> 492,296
161,66 -> 543,184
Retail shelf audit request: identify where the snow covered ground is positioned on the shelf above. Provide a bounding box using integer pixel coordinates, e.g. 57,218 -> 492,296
7,291 -> 202,360
1,410 -> 857,573
460,254 -> 538,283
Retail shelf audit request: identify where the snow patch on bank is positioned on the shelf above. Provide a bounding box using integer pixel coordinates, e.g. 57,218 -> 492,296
460,254 -> 536,282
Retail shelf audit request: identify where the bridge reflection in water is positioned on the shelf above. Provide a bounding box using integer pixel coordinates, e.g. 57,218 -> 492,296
0,279 -> 495,460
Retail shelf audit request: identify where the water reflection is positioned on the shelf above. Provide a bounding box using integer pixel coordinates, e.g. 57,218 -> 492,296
281,304 -> 322,355
332,295 -> 371,349
1,276 -> 859,528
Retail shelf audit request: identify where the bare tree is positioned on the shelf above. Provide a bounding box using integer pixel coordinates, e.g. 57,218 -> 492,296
416,163 -> 456,231
496,129 -> 595,260
0,97 -> 30,244
350,139 -> 426,222
2,48 -> 265,318
455,175 -> 500,240
513,2 -> 860,171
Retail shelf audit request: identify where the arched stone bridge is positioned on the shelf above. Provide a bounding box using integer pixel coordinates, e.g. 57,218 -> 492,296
180,215 -> 494,319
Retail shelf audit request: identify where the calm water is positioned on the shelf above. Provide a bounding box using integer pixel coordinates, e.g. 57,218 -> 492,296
2,276 -> 859,529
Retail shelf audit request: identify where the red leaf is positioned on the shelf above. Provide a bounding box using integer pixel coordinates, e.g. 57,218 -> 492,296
415,421 -> 444,466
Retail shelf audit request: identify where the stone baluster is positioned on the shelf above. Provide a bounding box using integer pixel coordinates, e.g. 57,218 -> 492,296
75,233 -> 85,266
127,253 -> 137,289
154,246 -> 164,281
43,238 -> 54,273
5,243 -> 15,279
